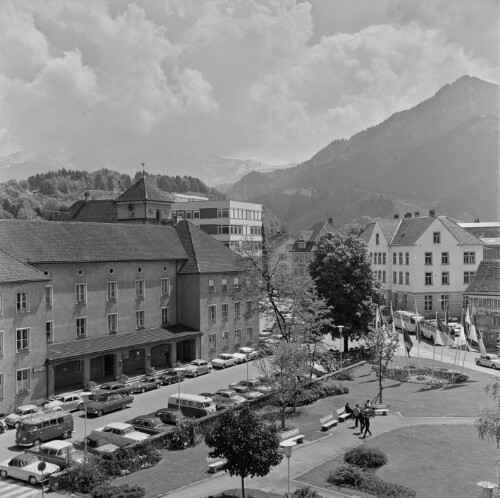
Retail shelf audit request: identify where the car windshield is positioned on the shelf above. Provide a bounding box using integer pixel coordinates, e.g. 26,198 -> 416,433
23,456 -> 40,465
190,361 -> 199,366
15,408 -> 26,415
202,401 -> 213,408
54,396 -> 64,402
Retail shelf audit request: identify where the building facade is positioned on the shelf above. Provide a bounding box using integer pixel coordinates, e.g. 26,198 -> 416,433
459,221 -> 500,260
361,213 -> 484,318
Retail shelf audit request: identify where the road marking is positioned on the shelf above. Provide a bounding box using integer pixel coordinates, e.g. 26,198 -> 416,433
0,478 -> 41,498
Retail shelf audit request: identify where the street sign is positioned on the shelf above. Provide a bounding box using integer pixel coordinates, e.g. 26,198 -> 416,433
38,461 -> 47,472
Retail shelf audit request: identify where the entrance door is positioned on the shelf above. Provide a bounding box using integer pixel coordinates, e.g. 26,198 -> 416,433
104,354 -> 115,377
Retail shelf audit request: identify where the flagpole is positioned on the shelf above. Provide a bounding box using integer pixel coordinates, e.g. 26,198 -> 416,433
415,301 -> 421,368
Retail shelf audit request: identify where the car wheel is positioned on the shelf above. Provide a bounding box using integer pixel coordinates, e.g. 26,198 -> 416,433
156,383 -> 161,389
97,410 -> 104,417
0,470 -> 7,479
29,476 -> 38,486
222,364 -> 226,369
493,365 -> 498,370
141,387 -> 146,393
14,421 -> 20,430
121,404 -> 126,410
476,361 -> 481,365
0,425 -> 4,434
193,372 -> 198,377
78,403 -> 85,411
33,438 -> 42,446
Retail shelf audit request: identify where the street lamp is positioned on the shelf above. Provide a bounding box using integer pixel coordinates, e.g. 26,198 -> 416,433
281,441 -> 294,496
246,352 -> 250,385
176,368 -> 185,413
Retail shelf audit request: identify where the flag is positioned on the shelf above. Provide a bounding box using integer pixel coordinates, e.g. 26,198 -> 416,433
466,307 -> 479,343
403,325 -> 413,357
473,308 -> 487,354
462,309 -> 470,341
375,306 -> 383,330
414,303 -> 421,343
435,316 -> 455,347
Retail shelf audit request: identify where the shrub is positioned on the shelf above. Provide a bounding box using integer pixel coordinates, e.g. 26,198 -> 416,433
295,389 -> 320,406
100,442 -> 162,476
286,485 -> 322,497
362,473 -> 416,498
344,446 -> 387,469
333,369 -> 354,381
169,420 -> 197,449
320,381 -> 347,397
327,464 -> 364,487
92,484 -> 146,498
56,460 -> 109,494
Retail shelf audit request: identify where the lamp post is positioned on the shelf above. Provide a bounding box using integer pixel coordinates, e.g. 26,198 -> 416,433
246,352 -> 250,385
282,441 -> 294,496
176,368 -> 185,413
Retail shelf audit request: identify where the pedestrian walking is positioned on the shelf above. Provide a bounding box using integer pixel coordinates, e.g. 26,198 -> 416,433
352,404 -> 360,428
359,409 -> 365,432
362,413 -> 372,438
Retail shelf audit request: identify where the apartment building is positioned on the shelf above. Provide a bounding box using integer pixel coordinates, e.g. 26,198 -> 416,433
361,213 -> 483,318
459,221 -> 500,260
0,219 -> 258,412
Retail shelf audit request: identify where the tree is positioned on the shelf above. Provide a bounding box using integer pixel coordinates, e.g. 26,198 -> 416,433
204,405 -> 283,498
365,318 -> 399,403
309,233 -> 383,352
475,379 -> 500,448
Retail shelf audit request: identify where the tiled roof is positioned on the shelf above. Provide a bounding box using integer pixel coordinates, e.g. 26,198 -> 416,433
0,249 -> 49,283
0,220 -> 187,264
266,233 -> 297,250
176,220 -> 244,274
439,216 -> 484,245
359,223 -> 375,244
391,217 -> 435,245
47,325 -> 201,361
378,219 -> 401,243
116,176 -> 174,203
465,260 -> 500,295
294,221 -> 343,251
66,200 -> 117,223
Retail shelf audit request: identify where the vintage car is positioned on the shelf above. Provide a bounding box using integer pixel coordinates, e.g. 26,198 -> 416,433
148,408 -> 186,426
126,416 -> 173,435
228,385 -> 264,400
85,393 -> 133,417
184,359 -> 211,377
0,454 -> 60,485
131,376 -> 162,393
235,378 -> 273,394
24,440 -> 84,469
4,405 -> 40,429
43,393 -> 86,412
95,382 -> 133,396
91,422 -> 149,447
158,368 -> 186,385
213,389 -> 246,408
211,353 -> 236,369
476,353 -> 500,369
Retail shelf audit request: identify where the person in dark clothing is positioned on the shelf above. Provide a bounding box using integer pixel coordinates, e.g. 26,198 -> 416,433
345,402 -> 353,415
359,409 -> 365,432
352,404 -> 360,428
362,413 -> 372,438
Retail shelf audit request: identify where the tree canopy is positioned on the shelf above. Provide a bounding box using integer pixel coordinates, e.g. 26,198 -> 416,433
475,379 -> 500,449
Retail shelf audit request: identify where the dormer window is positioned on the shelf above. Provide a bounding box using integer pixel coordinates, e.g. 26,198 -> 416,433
298,242 -> 306,249
375,234 -> 380,245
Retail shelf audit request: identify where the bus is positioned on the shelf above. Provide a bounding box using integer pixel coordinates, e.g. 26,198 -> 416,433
393,311 -> 424,334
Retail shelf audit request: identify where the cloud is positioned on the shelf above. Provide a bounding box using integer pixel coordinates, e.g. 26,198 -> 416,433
0,0 -> 497,164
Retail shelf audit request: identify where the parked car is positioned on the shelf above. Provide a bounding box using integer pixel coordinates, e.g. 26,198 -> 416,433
131,376 -> 162,393
85,393 -> 133,417
476,354 -> 500,369
158,368 -> 185,385
211,353 -> 236,369
229,385 -> 264,400
213,389 -> 246,408
24,440 -> 84,469
91,422 -> 149,447
126,416 -> 173,435
4,405 -> 40,429
236,378 -> 273,394
147,408 -> 185,426
238,347 -> 259,360
0,454 -> 60,485
184,359 -> 211,377
43,393 -> 86,412
95,382 -> 133,396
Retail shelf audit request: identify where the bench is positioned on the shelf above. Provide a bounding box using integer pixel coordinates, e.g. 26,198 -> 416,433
319,413 -> 338,431
336,407 -> 352,423
279,428 -> 304,447
207,456 -> 227,473
371,404 -> 389,416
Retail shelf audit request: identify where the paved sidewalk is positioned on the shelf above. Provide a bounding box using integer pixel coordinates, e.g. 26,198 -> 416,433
162,414 -> 475,498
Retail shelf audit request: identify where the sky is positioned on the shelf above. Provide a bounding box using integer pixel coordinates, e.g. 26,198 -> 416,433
0,0 -> 498,169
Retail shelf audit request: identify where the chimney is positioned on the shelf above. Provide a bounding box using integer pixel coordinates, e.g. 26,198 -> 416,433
84,191 -> 90,202
393,214 -> 400,219
328,218 -> 333,225
429,210 -> 435,217
404,212 -> 412,219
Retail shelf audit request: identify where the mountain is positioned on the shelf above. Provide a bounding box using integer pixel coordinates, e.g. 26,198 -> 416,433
227,76 -> 499,229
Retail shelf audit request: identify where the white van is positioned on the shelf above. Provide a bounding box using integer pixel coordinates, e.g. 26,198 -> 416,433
167,393 -> 217,418
393,311 -> 423,334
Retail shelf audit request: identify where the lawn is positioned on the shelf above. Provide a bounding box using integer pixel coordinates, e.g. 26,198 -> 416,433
296,425 -> 498,498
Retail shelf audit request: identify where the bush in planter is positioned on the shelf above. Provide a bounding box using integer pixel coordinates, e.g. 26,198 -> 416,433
56,460 -> 109,494
92,484 -> 146,498
169,420 -> 197,449
344,446 -> 387,469
327,463 -> 364,487
295,389 -> 320,406
333,369 -> 354,381
320,381 -> 348,396
362,473 -> 416,498
286,485 -> 322,497
100,442 -> 162,476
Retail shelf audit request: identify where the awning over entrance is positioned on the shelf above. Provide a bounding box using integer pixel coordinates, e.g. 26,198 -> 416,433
47,325 -> 201,362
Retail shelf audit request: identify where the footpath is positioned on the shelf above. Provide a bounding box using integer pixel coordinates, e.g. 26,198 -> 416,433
163,413 -> 475,498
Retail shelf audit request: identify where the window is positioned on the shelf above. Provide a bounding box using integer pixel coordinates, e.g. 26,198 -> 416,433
491,315 -> 500,327
433,232 -> 441,243
441,252 -> 449,265
246,327 -> 253,343
75,283 -> 87,304
399,272 -> 403,285
246,300 -> 253,314
375,234 -> 379,245
393,253 -> 397,265
233,277 -> 240,290
107,281 -> 117,301
193,210 -> 200,219
209,305 -> 217,322
217,208 -> 229,218
405,272 -> 410,285
441,272 -> 449,285
405,253 -> 409,265
234,301 -> 241,318
46,286 -> 53,308
463,252 -> 476,264
222,331 -> 229,348
46,321 -> 53,342
76,317 -> 86,337
393,272 -> 397,284
16,328 -> 30,352
107,313 -> 117,334
16,291 -> 29,312
221,303 -> 228,320
135,310 -> 145,329
440,295 -> 449,310
0,330 -> 3,355
221,278 -> 228,292
16,368 -> 30,393
463,271 -> 475,284
235,329 -> 241,345
208,279 -> 215,293
0,372 -> 3,398
161,307 -> 169,325
424,295 -> 433,311
161,278 -> 170,296
462,295 -> 469,309
209,333 -> 217,350
424,253 -> 432,265
425,273 -> 433,285
398,253 -> 403,265
382,271 -> 386,283
217,225 -> 229,234
135,280 -> 145,299
383,253 -> 387,265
